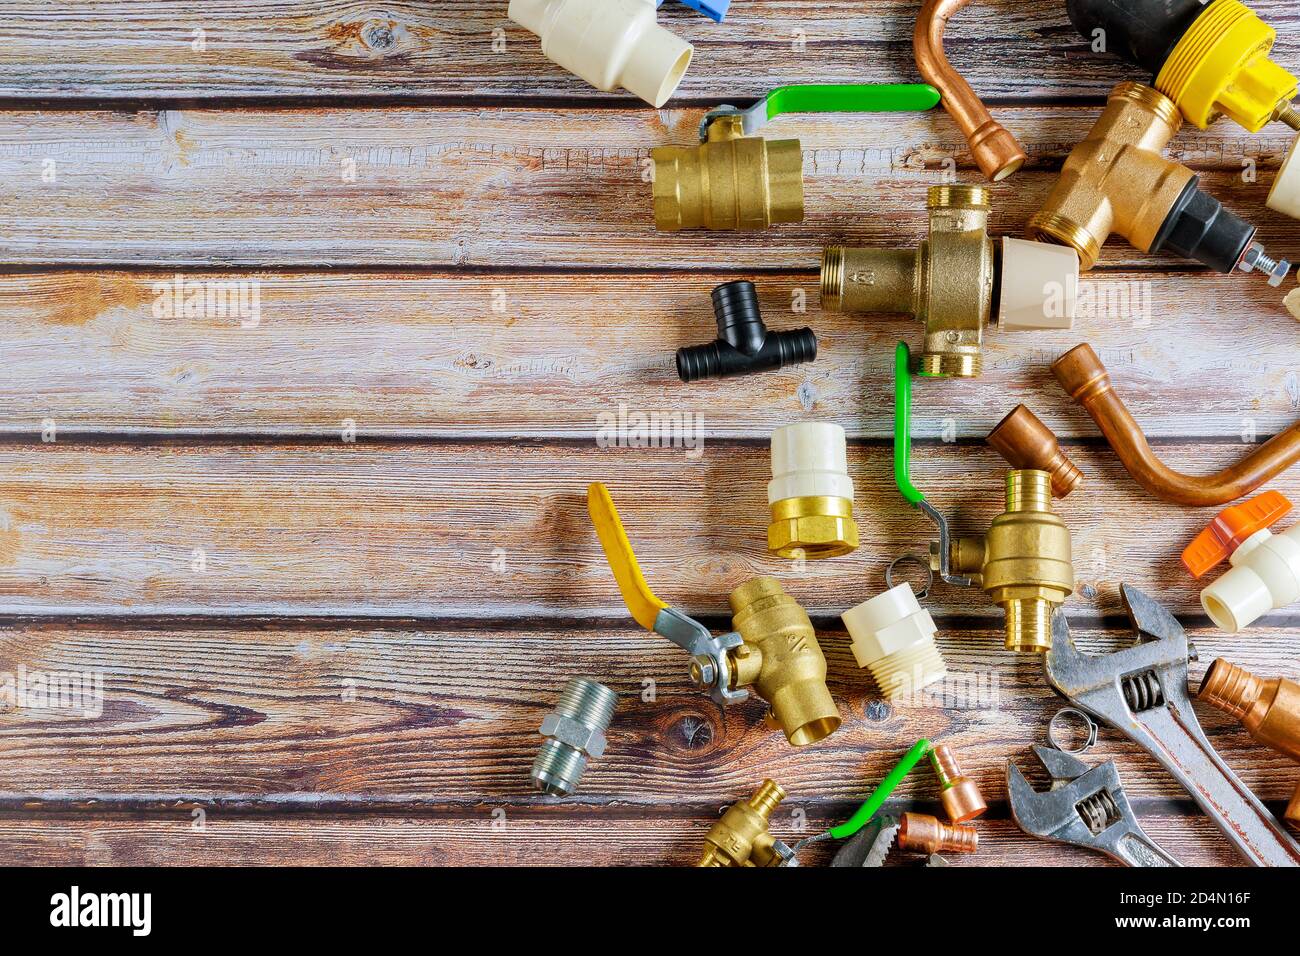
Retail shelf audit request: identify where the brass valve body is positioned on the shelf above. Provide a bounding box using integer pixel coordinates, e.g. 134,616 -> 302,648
1199,659 -> 1300,823
1030,83 -> 1190,270
652,116 -> 804,231
940,470 -> 1075,654
822,184 -> 993,378
931,744 -> 988,823
727,577 -> 841,747
898,812 -> 979,855
698,779 -> 793,867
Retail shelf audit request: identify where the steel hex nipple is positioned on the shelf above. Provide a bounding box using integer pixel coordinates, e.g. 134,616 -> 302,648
530,678 -> 618,797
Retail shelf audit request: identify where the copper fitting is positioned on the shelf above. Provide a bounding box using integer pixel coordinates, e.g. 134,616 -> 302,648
930,744 -> 988,823
1199,659 -> 1300,824
988,406 -> 1085,499
898,812 -> 979,854
1053,343 -> 1300,506
914,0 -> 1027,182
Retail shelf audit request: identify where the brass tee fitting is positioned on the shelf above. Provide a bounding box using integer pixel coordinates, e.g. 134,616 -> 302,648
652,115 -> 804,231
823,185 -> 1076,378
698,779 -> 797,866
935,470 -> 1075,653
930,744 -> 988,823
1199,659 -> 1300,824
1029,82 -> 1262,275
897,812 -> 979,855
726,578 -> 842,747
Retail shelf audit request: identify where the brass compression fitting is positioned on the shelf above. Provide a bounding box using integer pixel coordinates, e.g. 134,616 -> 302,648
698,779 -> 797,866
823,185 -> 1077,378
936,470 -> 1075,653
1199,660 -> 1300,824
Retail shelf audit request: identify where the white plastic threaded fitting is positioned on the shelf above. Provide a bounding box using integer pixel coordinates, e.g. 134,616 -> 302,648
768,422 -> 854,505
1201,524 -> 1300,633
508,0 -> 694,108
841,584 -> 948,699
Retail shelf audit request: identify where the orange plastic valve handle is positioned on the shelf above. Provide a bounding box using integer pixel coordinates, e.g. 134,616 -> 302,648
1181,490 -> 1294,578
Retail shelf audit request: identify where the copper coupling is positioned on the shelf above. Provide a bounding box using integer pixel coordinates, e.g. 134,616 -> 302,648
1199,660 -> 1300,824
988,405 -> 1085,499
914,0 -> 1027,181
931,744 -> 988,823
898,812 -> 979,854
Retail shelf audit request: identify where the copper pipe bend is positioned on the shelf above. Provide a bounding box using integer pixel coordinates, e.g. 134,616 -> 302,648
1052,344 -> 1300,507
915,0 -> 1028,182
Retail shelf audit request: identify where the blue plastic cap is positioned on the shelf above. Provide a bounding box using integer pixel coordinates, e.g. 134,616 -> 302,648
657,0 -> 731,22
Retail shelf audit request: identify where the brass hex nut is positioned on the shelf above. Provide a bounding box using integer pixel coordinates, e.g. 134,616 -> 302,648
767,513 -> 859,560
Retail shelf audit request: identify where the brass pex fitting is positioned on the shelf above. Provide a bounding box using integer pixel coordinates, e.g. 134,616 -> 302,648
935,470 -> 1075,653
652,115 -> 804,231
1199,659 -> 1300,824
727,578 -> 842,747
698,779 -> 798,866
823,185 -> 1076,378
1029,82 -> 1268,276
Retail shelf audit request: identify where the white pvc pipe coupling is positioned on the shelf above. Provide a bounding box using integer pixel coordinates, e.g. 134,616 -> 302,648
509,0 -> 694,108
767,422 -> 859,559
1201,524 -> 1300,633
841,584 -> 948,699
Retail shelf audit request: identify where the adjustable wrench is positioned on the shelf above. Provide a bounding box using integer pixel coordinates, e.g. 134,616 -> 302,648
1045,584 -> 1300,866
1008,745 -> 1180,866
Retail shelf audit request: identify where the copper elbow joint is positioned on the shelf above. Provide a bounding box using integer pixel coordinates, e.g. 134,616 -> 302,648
988,405 -> 1085,499
1053,343 -> 1300,506
914,0 -> 1027,182
728,578 -> 842,747
697,779 -> 797,867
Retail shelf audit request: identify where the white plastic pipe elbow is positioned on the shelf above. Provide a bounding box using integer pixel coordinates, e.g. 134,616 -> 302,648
1201,524 -> 1300,633
841,584 -> 948,699
509,0 -> 694,108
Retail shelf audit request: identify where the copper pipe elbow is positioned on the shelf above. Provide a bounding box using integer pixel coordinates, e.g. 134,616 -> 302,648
988,406 -> 1085,499
1052,344 -> 1300,507
915,0 -> 1028,182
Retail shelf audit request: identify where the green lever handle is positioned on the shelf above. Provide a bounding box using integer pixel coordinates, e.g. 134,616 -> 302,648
894,341 -> 926,508
765,83 -> 941,123
829,739 -> 933,840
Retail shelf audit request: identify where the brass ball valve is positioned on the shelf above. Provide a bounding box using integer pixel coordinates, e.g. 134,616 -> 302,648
1066,0 -> 1300,133
1029,82 -> 1287,281
698,780 -> 798,866
932,470 -> 1075,653
509,0 -> 693,108
1182,491 -> 1300,633
822,185 -> 1078,378
1199,659 -> 1300,824
588,483 -> 841,746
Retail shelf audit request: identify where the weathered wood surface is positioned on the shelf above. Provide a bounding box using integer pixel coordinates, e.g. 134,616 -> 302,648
0,441 -> 1297,618
2,269 -> 1297,439
0,106 -> 1295,267
0,619 -> 1294,805
1,2 -> 1298,867
0,1 -> 1293,102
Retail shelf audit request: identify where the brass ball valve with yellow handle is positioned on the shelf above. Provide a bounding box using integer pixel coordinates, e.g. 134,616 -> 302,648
823,185 -> 1080,379
587,483 -> 841,746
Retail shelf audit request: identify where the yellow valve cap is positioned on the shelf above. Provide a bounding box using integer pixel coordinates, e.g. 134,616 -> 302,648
587,482 -> 668,632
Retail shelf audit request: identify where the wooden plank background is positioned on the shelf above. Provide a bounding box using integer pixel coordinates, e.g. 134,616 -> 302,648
0,0 -> 1297,866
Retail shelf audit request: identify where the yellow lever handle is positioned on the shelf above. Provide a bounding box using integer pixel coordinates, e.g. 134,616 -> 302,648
587,482 -> 668,632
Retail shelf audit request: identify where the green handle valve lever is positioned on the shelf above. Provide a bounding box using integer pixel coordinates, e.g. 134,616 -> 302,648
701,83 -> 941,139
894,341 -> 972,588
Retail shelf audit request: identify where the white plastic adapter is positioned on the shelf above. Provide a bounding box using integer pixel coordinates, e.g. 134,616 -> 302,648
841,583 -> 948,697
1201,524 -> 1300,633
509,0 -> 693,108
1267,133 -> 1300,221
768,422 -> 854,505
998,237 -> 1079,331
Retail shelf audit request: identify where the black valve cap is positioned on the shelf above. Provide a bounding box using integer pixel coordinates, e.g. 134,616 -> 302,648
676,281 -> 817,383
1066,0 -> 1205,76
1153,180 -> 1256,274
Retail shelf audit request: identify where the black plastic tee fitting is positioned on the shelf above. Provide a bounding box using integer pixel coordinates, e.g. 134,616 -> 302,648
676,281 -> 817,383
